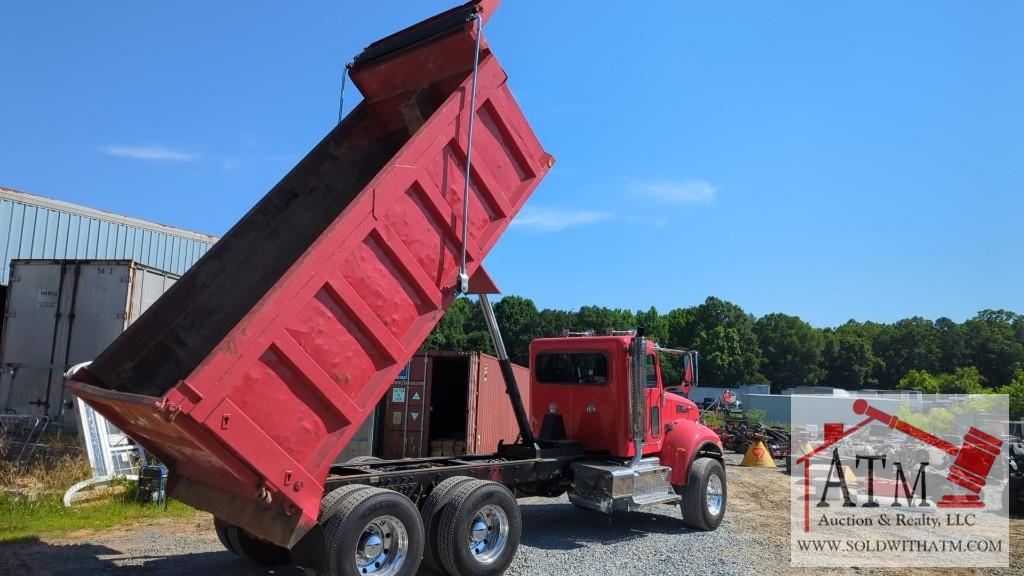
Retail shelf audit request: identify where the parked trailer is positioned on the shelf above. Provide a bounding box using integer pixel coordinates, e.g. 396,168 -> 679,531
0,260 -> 177,427
67,3 -> 726,576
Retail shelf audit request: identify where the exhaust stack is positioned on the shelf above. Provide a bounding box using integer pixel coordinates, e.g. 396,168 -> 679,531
628,335 -> 647,467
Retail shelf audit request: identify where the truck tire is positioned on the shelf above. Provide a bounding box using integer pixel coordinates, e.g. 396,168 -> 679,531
346,456 -> 383,465
213,517 -> 236,554
323,487 -> 424,576
1008,483 -> 1023,515
436,480 -> 521,576
681,458 -> 727,531
320,484 -> 374,522
420,476 -> 480,573
225,523 -> 292,567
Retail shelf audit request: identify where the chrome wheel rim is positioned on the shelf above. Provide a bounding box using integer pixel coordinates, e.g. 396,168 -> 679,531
467,504 -> 509,565
706,474 -> 724,517
354,515 -> 408,575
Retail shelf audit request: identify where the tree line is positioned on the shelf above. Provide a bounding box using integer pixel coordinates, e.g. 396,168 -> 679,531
424,296 -> 1024,413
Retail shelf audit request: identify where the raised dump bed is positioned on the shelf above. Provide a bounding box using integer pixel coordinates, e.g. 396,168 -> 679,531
67,0 -> 552,548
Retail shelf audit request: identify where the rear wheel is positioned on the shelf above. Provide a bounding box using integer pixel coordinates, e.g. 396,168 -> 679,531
213,517 -> 236,553
420,476 -> 479,572
436,480 -> 521,576
346,456 -> 383,465
323,487 -> 424,576
223,523 -> 292,567
1008,482 -> 1023,515
321,484 -> 375,522
681,458 -> 727,531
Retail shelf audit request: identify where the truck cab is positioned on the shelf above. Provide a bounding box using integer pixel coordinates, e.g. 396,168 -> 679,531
529,332 -> 725,528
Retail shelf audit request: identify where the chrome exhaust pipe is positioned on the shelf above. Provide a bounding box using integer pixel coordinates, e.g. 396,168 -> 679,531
628,335 -> 647,468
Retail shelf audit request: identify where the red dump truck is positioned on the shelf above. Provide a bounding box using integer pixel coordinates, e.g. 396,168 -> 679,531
67,2 -> 726,576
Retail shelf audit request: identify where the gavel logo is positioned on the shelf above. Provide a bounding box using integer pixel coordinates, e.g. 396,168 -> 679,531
852,399 -> 1002,508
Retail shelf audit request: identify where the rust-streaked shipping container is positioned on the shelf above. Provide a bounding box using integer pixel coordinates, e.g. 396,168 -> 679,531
382,350 -> 529,459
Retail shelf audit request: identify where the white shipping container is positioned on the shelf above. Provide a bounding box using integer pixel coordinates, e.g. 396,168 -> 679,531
333,410 -> 378,464
0,259 -> 177,428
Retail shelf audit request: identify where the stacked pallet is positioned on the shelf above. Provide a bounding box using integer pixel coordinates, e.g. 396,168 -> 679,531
429,437 -> 466,457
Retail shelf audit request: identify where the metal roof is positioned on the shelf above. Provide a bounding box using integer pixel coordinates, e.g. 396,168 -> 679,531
0,186 -> 218,283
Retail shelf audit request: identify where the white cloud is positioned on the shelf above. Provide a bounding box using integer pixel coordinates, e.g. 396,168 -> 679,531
633,179 -> 717,204
512,207 -> 611,232
100,145 -> 195,161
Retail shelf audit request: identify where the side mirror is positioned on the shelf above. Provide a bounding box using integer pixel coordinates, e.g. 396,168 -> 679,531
680,351 -> 698,387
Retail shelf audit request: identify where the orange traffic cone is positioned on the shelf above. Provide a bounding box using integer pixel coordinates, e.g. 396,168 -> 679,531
841,465 -> 857,484
741,440 -> 777,468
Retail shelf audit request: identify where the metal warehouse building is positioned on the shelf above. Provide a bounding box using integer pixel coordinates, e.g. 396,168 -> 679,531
0,186 -> 218,284
0,186 -> 218,428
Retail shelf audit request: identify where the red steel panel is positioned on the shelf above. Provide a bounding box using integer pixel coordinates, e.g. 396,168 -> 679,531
67,0 -> 552,548
471,353 -> 531,454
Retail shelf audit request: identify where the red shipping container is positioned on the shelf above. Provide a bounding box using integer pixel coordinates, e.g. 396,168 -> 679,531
381,351 -> 530,459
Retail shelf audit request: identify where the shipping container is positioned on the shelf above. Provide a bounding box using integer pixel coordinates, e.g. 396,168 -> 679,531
0,186 -> 217,284
332,407 -> 380,463
381,350 -> 530,459
0,260 -> 177,427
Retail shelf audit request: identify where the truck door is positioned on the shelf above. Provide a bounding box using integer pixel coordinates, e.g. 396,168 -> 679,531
645,353 -> 664,450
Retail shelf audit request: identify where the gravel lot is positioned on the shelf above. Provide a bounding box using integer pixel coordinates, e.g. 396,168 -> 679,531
1,456 -> 1020,576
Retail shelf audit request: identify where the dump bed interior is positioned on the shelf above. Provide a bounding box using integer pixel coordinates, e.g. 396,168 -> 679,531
67,0 -> 552,548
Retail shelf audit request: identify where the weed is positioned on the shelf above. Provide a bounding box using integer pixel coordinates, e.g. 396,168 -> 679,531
0,486 -> 195,543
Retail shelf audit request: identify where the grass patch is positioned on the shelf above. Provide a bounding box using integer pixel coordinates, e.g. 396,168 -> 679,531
0,450 -> 196,543
0,487 -> 196,544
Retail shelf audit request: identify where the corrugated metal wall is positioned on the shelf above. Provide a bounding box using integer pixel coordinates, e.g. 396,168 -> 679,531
471,353 -> 531,453
688,384 -> 770,407
745,393 -> 903,426
0,187 -> 217,284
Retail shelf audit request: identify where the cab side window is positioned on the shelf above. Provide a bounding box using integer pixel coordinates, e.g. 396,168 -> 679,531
645,354 -> 659,388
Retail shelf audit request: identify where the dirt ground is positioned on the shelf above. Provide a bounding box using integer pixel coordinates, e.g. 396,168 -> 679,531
1,457 -> 1021,576
724,457 -> 1024,576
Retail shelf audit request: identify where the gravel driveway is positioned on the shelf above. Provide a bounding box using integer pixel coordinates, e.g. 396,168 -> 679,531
4,457 -> 1017,576
0,456 -> 788,576
0,490 -> 780,576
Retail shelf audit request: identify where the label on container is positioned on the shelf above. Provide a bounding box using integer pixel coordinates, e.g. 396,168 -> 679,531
36,289 -> 58,308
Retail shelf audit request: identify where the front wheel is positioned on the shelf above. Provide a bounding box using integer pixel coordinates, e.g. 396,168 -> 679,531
680,458 -> 727,531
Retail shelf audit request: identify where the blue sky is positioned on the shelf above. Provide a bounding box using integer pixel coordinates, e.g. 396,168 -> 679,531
2,1 -> 1021,327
